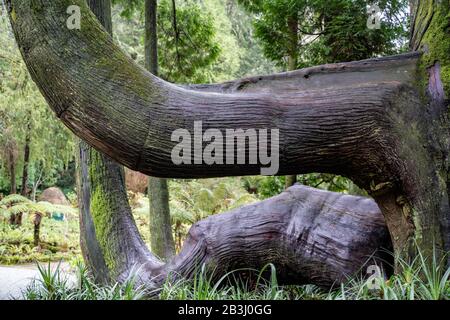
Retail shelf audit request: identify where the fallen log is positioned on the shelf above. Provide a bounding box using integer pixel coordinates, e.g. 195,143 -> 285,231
80,183 -> 391,289
156,185 -> 391,288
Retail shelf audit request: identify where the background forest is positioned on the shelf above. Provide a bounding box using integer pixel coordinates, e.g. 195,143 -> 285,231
3,0 -> 447,301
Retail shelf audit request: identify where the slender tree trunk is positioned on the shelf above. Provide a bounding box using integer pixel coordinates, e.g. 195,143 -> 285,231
145,0 -> 159,76
33,213 -> 42,247
9,160 -> 16,195
20,114 -> 31,196
285,13 -> 299,189
148,177 -> 175,260
145,0 -> 176,261
31,168 -> 42,202
287,14 -> 299,72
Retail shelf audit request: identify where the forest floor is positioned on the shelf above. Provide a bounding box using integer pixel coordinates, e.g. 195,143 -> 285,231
0,262 -> 73,300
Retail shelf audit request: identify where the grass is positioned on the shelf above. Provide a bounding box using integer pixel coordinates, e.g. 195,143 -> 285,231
20,249 -> 450,300
22,261 -> 146,300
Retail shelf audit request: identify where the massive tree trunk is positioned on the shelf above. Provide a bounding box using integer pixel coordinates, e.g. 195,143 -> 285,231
5,0 -> 449,286
145,0 -> 176,261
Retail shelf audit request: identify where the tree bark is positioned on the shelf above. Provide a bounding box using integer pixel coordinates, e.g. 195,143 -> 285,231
4,2 -> 422,179
148,177 -> 175,260
145,0 -> 176,261
5,136 -> 18,195
76,140 -> 158,284
33,213 -> 42,247
20,114 -> 31,196
5,0 -> 449,279
145,0 -> 159,75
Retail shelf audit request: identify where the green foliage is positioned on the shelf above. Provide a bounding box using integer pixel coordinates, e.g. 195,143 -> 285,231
238,0 -> 410,69
132,178 -> 258,250
0,194 -> 79,264
113,0 -> 221,83
157,0 -> 221,83
1,197 -> 77,219
222,0 -> 279,77
0,12 -> 75,195
242,174 -> 367,199
0,194 -> 31,207
112,0 -> 276,82
169,178 -> 258,223
415,1 -> 450,98
0,218 -> 80,264
305,0 -> 410,65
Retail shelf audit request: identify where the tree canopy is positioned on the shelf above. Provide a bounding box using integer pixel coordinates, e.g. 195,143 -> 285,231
239,0 -> 410,69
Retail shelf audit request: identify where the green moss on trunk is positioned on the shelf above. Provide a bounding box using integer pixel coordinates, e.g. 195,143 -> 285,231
415,1 -> 450,97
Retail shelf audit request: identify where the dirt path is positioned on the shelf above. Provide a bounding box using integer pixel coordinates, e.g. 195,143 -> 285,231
0,263 -> 73,300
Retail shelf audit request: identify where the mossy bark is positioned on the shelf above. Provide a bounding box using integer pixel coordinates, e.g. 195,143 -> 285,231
403,0 -> 450,264
145,0 -> 176,261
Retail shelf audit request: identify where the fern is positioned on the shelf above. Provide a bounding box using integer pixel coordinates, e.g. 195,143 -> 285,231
0,194 -> 31,207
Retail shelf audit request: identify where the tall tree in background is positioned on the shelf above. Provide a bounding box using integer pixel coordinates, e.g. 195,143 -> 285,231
19,111 -> 31,196
145,0 -> 175,261
0,30 -> 74,197
113,0 -> 221,83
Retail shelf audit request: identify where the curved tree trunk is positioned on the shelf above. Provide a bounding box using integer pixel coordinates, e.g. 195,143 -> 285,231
76,141 -> 160,284
5,0 -> 449,282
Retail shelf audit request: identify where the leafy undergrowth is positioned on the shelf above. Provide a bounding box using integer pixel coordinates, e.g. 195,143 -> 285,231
0,218 -> 81,265
22,250 -> 450,300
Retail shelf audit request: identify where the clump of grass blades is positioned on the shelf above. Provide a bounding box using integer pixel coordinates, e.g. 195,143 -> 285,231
22,247 -> 450,300
159,263 -> 329,300
22,261 -> 147,300
323,248 -> 450,300
159,249 -> 450,300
